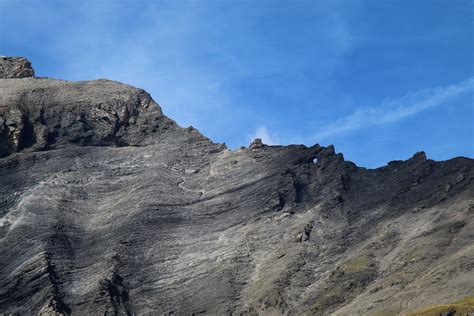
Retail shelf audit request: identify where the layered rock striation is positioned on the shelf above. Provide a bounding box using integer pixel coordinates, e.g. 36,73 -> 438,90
0,57 -> 473,315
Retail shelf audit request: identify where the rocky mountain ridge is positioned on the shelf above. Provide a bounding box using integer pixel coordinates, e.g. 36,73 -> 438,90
0,57 -> 473,315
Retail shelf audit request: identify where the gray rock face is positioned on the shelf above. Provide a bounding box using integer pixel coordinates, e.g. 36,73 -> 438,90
0,56 -> 35,79
0,78 -> 179,158
1,58 -> 473,315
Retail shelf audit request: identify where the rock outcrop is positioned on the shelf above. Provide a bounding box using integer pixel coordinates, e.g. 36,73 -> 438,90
0,56 -> 35,79
0,76 -> 180,158
0,57 -> 473,315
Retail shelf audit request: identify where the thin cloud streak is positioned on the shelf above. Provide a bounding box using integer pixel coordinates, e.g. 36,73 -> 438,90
312,77 -> 474,141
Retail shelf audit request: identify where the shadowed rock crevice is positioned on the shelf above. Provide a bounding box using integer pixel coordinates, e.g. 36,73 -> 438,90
16,114 -> 36,150
97,271 -> 132,316
43,252 -> 72,315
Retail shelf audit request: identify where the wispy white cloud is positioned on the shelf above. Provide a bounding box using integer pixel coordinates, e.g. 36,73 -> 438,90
312,77 -> 474,140
248,126 -> 280,145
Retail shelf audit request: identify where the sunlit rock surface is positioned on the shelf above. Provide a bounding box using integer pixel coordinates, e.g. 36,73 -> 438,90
1,57 -> 473,315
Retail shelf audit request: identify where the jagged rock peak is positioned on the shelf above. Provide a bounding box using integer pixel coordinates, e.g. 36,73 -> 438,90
0,56 -> 35,78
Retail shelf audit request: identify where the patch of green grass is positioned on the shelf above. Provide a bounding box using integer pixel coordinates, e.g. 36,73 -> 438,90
341,256 -> 376,273
404,295 -> 474,316
370,309 -> 399,316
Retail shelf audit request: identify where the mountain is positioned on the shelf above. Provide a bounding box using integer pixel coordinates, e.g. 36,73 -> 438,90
1,57 -> 473,315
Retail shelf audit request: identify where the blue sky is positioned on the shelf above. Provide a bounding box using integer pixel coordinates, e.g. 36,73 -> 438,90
1,0 -> 472,167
